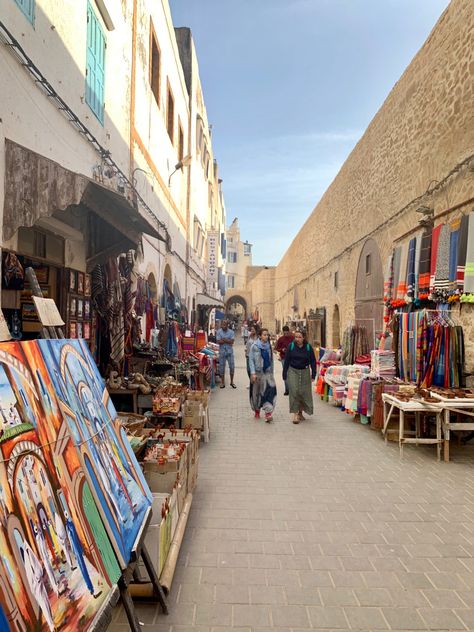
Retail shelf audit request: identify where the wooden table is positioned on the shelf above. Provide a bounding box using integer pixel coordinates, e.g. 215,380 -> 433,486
382,394 -> 443,460
429,393 -> 474,462
107,387 -> 138,414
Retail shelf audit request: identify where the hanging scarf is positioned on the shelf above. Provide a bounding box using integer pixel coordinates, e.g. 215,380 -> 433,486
418,228 -> 432,296
256,338 -> 272,372
429,224 -> 443,291
396,241 -> 409,300
433,224 -> 450,300
413,232 -> 423,299
463,212 -> 474,294
457,214 -> 469,291
448,221 -> 460,294
406,238 -> 417,300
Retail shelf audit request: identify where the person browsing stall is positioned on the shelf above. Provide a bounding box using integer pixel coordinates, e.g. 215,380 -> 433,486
283,330 -> 316,424
216,320 -> 236,388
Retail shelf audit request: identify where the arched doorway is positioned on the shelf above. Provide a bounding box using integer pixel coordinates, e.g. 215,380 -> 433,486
225,295 -> 247,320
354,238 -> 384,348
332,305 -> 341,347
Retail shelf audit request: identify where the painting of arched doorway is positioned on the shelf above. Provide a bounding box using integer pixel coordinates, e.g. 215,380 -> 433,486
354,238 -> 384,348
332,305 -> 341,347
225,295 -> 247,320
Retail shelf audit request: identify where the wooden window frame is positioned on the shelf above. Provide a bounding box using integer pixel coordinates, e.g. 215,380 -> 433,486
166,80 -> 175,144
149,19 -> 161,108
178,118 -> 184,162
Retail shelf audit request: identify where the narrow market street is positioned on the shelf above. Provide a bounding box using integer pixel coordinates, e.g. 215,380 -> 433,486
113,340 -> 474,631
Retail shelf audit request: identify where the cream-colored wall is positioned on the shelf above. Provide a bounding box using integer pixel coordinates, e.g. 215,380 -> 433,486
275,0 -> 474,361
247,267 -> 276,330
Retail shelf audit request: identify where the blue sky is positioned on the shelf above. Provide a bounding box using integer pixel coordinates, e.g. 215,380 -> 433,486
170,0 -> 450,265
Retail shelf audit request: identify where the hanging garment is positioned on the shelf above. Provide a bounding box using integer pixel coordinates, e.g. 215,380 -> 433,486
429,224 -> 443,291
418,228 -> 432,296
457,214 -> 469,292
448,222 -> 460,294
383,251 -> 394,304
396,241 -> 409,300
413,232 -> 423,299
406,238 -> 417,300
433,224 -> 451,301
463,212 -> 474,294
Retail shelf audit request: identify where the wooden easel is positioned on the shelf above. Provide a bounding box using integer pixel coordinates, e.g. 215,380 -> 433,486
25,267 -> 168,630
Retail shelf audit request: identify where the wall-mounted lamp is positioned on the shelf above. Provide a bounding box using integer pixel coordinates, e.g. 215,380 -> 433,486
168,154 -> 192,187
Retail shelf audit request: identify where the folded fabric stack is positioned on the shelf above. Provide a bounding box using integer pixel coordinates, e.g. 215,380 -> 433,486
370,350 -> 396,378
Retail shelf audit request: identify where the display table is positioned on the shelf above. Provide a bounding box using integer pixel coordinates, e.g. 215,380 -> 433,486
429,392 -> 474,462
382,393 -> 443,460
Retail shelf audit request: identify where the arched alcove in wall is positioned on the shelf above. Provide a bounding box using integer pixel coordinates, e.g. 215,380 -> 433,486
147,272 -> 158,302
332,304 -> 341,347
163,264 -> 172,288
354,238 -> 384,347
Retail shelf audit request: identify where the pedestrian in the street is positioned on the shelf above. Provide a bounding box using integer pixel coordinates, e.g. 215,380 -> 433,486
283,330 -> 316,424
241,321 -> 249,345
249,327 -> 277,423
216,319 -> 236,388
245,324 -> 259,381
275,325 -> 294,396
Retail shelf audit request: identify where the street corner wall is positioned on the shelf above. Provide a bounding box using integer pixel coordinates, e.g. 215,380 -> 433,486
247,267 -> 276,329
275,0 -> 474,330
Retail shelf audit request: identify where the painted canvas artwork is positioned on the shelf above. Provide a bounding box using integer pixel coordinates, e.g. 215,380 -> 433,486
37,339 -> 152,567
0,341 -> 121,631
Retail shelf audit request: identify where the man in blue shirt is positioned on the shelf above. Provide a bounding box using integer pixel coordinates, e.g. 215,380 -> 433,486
216,320 -> 236,388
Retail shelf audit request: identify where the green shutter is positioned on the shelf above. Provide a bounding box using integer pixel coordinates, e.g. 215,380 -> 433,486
14,0 -> 35,25
86,2 -> 106,124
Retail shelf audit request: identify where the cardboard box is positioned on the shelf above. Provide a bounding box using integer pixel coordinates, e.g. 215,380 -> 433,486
182,401 -> 205,430
188,455 -> 199,493
186,389 -> 210,407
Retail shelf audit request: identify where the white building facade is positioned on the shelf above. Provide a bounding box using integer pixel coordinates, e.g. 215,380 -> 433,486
0,0 -> 226,360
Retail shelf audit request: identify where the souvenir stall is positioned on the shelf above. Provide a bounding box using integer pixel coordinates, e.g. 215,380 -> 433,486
315,210 -> 474,461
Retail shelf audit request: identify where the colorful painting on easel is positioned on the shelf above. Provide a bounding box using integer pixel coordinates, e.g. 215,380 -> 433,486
0,341 -> 121,632
37,339 -> 152,567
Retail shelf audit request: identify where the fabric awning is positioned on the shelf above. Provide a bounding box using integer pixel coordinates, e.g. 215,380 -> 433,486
3,139 -> 163,242
196,293 -> 224,308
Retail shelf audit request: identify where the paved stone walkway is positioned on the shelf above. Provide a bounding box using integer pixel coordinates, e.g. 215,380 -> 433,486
113,345 -> 474,631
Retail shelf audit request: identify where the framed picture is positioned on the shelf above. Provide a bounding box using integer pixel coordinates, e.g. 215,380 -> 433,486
77,322 -> 83,339
84,300 -> 91,319
77,299 -> 84,319
84,274 -> 91,296
20,286 -> 50,302
83,321 -> 91,340
77,272 -> 85,295
68,269 -> 77,292
69,297 -> 77,318
34,267 -> 49,285
21,302 -> 38,322
68,321 -> 77,339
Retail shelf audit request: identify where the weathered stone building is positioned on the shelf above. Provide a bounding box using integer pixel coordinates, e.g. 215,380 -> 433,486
275,0 -> 474,376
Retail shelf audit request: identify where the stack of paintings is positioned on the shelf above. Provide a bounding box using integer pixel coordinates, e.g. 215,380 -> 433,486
0,339 -> 152,631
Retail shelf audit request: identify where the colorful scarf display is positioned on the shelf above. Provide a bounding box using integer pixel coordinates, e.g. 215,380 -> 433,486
394,310 -> 464,388
457,214 -> 469,291
418,228 -> 432,296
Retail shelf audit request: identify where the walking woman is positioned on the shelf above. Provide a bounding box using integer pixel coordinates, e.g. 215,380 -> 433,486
245,324 -> 259,379
283,330 -> 316,424
249,328 -> 277,422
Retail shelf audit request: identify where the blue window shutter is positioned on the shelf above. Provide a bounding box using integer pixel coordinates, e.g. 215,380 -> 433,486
86,3 -> 106,124
14,0 -> 35,24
